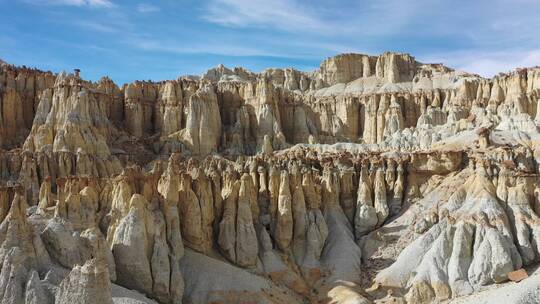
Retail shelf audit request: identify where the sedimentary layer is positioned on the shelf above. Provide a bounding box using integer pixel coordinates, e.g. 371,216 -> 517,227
0,52 -> 540,303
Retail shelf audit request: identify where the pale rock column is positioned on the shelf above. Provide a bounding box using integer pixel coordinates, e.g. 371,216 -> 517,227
383,98 -> 404,139
389,163 -> 405,216
110,194 -> 152,295
374,167 -> 389,227
363,96 -> 378,144
235,174 -> 258,267
268,165 -> 280,225
275,171 -> 293,252
179,173 -> 206,252
192,168 -> 214,253
218,172 -> 240,263
354,162 -> 377,238
339,168 -> 356,225
377,94 -> 390,143
55,259 -> 114,304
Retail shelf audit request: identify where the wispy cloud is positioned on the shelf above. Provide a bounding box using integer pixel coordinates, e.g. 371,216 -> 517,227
422,50 -> 540,78
199,0 -> 453,37
52,8 -> 133,34
137,3 -> 159,13
202,0 -> 328,32
125,35 -> 320,59
7,0 -> 540,83
75,20 -> 117,33
198,0 -> 540,78
23,0 -> 114,8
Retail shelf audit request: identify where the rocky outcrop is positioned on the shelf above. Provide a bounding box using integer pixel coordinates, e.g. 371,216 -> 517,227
315,52 -> 417,86
275,171 -> 293,252
110,194 -> 153,294
23,72 -> 113,158
371,159 -> 537,303
175,84 -> 222,155
375,52 -> 417,83
110,192 -> 183,303
218,171 -> 258,267
318,53 -> 375,86
55,258 -> 114,304
2,52 -> 540,304
0,63 -> 55,149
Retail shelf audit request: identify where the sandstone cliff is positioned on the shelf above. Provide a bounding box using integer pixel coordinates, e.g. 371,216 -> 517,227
1,52 -> 540,303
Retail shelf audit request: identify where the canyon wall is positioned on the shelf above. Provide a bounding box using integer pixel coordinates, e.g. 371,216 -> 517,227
0,53 -> 540,303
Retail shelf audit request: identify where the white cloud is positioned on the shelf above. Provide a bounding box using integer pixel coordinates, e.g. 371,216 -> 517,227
200,0 -> 540,77
137,3 -> 159,13
459,51 -> 540,78
200,0 -> 540,44
15,0 -> 540,80
422,50 -> 540,78
126,36 -> 317,59
75,20 -> 117,32
202,0 -> 328,32
200,0 -> 451,37
23,0 -> 114,8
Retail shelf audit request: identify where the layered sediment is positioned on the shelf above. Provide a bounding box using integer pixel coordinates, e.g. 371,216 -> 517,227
0,52 -> 540,303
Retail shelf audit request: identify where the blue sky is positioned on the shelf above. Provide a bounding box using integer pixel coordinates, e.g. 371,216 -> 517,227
1,0 -> 539,84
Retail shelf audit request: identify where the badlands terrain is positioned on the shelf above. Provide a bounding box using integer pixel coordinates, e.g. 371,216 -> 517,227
0,52 -> 540,303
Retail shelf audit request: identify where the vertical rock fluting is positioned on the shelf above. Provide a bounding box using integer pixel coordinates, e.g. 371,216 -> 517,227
178,84 -> 222,155
217,171 -> 259,268
355,161 -> 377,238
111,194 -> 153,295
178,173 -> 206,252
1,53 -> 540,304
0,65 -> 55,149
123,81 -> 156,137
110,189 -> 184,303
55,259 -> 114,304
218,170 -> 240,263
275,171 -> 293,252
375,52 -> 417,83
235,174 -> 258,267
156,81 -> 184,136
373,166 -> 389,226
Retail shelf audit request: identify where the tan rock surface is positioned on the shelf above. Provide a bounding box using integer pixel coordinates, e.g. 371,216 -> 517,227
55,258 -> 114,304
2,53 -> 540,303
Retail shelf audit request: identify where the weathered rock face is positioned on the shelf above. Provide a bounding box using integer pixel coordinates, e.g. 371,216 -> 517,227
176,83 -> 222,156
375,52 -> 417,83
3,52 -> 540,304
23,72 -> 114,157
55,258 -> 114,304
0,63 -> 55,149
318,53 -> 375,86
315,52 -> 417,86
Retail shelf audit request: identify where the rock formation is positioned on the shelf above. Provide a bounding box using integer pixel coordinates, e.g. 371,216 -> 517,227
1,52 -> 540,303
